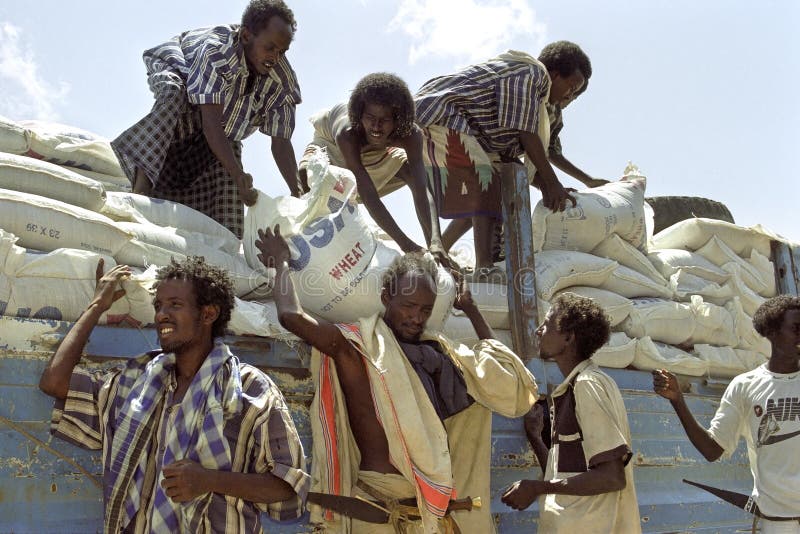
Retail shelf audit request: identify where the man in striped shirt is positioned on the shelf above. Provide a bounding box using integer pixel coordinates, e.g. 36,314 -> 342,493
39,257 -> 309,533
111,0 -> 303,239
415,42 -> 591,274
542,46 -> 609,188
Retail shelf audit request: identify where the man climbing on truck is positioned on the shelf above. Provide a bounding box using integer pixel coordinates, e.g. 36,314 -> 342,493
111,0 -> 304,239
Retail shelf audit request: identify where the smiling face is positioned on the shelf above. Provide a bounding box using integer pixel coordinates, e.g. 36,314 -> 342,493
241,16 -> 293,75
360,102 -> 396,148
381,271 -> 436,343
153,279 -> 216,355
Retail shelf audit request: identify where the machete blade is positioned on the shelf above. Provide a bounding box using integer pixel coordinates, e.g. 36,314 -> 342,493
306,492 -> 390,523
683,479 -> 753,511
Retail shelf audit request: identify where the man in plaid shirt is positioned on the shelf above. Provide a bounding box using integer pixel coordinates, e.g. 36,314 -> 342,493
111,0 -> 304,239
39,257 -> 309,533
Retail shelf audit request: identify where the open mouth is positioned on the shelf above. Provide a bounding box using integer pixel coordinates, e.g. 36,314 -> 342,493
159,326 -> 174,337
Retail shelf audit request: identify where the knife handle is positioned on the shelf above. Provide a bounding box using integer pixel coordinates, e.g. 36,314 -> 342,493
447,496 -> 481,512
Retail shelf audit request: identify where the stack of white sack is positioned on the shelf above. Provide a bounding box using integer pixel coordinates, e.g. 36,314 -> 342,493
0,228 -> 153,326
0,115 -> 130,191
0,152 -> 107,211
100,192 -> 240,253
0,227 -> 290,336
440,162 -> 782,378
243,148 -> 455,328
0,187 -> 267,298
0,119 -> 270,299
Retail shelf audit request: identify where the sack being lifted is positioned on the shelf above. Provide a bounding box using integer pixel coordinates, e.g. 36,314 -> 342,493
243,148 -> 454,325
532,162 -> 648,253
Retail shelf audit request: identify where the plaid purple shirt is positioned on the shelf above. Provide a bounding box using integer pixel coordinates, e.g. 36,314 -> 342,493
414,59 -> 550,159
50,341 -> 309,533
143,24 -> 301,141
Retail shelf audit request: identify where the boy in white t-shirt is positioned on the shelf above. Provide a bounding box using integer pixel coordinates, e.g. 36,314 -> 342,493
653,295 -> 800,533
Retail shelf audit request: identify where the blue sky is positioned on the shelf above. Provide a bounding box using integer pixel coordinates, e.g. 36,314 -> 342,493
1,0 -> 798,245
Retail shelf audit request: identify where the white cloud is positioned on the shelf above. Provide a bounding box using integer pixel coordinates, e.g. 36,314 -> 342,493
388,0 -> 547,65
0,22 -> 69,121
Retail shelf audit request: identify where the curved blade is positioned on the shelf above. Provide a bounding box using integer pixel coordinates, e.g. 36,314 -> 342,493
307,492 -> 389,523
683,479 -> 754,512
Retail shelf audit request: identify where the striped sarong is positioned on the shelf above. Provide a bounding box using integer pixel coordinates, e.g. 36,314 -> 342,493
420,125 -> 503,220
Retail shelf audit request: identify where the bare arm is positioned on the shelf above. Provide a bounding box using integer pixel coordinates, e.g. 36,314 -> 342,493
337,129 -> 422,253
523,404 -> 550,471
519,130 -> 575,212
199,104 -> 258,206
255,225 -> 358,359
452,273 -> 494,340
396,128 -> 444,251
271,136 -> 306,197
161,459 -> 296,504
652,370 -> 724,461
39,260 -> 131,399
501,458 -> 627,510
548,152 -> 609,188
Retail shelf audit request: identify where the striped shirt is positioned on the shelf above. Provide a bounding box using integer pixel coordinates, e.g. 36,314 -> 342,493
414,59 -> 550,159
143,24 -> 301,141
50,353 -> 309,533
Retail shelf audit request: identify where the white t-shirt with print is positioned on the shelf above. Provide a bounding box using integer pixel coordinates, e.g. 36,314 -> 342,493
708,364 -> 800,517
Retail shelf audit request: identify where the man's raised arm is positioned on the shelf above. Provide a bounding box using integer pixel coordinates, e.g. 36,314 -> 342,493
255,225 -> 355,359
652,369 -> 724,461
39,260 -> 131,400
452,273 -> 495,341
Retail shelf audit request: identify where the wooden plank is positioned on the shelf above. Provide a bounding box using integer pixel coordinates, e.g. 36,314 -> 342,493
792,245 -> 800,296
771,240 -> 800,296
500,162 -> 539,361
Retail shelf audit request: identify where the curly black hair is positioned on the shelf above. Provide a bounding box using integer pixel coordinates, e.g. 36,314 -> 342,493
348,73 -> 416,140
382,251 -> 438,297
550,294 -> 610,361
539,40 -> 592,81
752,295 -> 800,339
154,256 -> 236,339
242,0 -> 297,35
